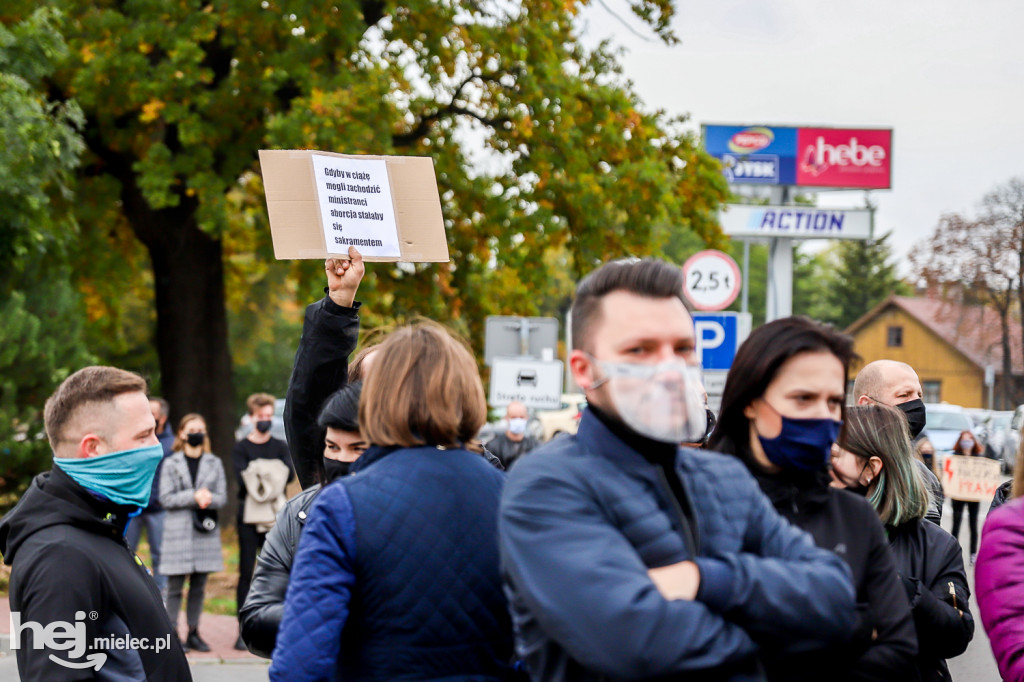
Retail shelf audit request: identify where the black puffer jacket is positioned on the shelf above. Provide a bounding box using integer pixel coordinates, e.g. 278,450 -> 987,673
239,484 -> 322,657
753,469 -> 918,682
990,479 -> 1012,512
888,519 -> 974,682
284,295 -> 360,488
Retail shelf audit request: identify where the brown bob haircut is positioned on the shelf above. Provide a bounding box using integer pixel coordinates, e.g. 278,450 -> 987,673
44,366 -> 148,449
571,258 -> 688,351
359,321 -> 486,449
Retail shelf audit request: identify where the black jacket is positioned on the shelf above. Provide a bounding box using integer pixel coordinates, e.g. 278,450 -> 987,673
753,470 -> 918,682
284,295 -> 360,488
888,519 -> 974,682
990,480 -> 1012,512
0,466 -> 192,681
239,483 -> 321,657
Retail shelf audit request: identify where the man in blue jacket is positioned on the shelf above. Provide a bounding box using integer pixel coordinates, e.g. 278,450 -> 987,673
499,259 -> 859,681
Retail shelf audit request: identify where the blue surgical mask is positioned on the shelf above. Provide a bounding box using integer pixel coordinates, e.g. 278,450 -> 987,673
54,443 -> 165,508
755,401 -> 842,472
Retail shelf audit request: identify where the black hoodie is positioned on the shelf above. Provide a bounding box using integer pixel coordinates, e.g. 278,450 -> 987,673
0,466 -> 192,681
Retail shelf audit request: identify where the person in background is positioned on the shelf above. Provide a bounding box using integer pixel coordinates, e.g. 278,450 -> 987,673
709,316 -> 917,681
948,429 -> 983,563
0,366 -> 191,680
486,401 -> 539,469
125,396 -> 175,591
239,381 -> 366,657
853,360 -> 944,524
915,436 -> 936,476
232,392 -> 293,649
832,404 -> 973,682
159,413 -> 226,652
975,444 -> 1024,682
271,322 -> 514,680
501,260 -> 858,681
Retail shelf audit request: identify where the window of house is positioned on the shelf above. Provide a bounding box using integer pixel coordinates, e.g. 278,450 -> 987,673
887,326 -> 903,347
922,381 -> 941,404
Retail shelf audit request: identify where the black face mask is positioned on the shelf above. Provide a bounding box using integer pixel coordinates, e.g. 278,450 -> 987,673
896,399 -> 927,439
255,420 -> 273,434
323,458 -> 352,481
835,460 -> 871,497
186,432 -> 206,448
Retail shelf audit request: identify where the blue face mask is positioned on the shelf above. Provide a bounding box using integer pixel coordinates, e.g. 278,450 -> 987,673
755,401 -> 842,472
54,443 -> 165,508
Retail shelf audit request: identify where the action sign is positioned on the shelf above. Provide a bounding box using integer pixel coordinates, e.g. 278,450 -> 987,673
682,250 -> 742,311
259,150 -> 449,262
489,358 -> 564,410
939,455 -> 1003,503
720,205 -> 872,240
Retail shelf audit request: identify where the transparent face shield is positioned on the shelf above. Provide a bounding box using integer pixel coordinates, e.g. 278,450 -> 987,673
592,359 -> 707,444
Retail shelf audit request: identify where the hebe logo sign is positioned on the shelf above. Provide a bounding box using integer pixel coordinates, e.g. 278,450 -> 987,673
796,128 -> 892,188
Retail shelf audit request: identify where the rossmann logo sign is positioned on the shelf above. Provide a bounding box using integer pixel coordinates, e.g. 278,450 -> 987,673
702,124 -> 891,189
796,128 -> 892,189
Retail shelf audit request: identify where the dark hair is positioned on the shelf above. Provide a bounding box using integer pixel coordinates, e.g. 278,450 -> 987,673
707,316 -> 858,465
44,366 -> 148,451
571,259 -> 687,351
318,382 -> 362,433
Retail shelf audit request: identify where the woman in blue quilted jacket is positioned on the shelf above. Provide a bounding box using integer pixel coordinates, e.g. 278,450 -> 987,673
270,322 -> 517,681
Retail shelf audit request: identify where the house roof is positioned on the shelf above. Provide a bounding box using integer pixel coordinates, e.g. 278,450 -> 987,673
845,295 -> 1024,376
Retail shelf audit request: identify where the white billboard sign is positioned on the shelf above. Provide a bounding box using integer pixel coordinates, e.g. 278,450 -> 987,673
489,358 -> 564,410
720,205 -> 871,240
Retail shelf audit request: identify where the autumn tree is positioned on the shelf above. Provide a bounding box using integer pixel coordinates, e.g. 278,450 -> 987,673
5,0 -> 727,496
911,213 -> 1017,408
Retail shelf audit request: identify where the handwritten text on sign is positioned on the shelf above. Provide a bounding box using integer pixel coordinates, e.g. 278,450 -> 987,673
939,455 -> 1003,503
311,155 -> 401,258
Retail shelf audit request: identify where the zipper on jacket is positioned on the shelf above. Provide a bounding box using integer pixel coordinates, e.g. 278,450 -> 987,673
654,467 -> 699,559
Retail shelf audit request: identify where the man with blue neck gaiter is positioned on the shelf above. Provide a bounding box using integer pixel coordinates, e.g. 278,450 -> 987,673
0,366 -> 192,681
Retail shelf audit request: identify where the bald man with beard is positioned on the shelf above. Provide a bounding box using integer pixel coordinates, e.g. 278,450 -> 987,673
853,360 -> 944,524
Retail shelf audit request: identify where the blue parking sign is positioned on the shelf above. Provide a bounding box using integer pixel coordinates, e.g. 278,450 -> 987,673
693,313 -> 751,370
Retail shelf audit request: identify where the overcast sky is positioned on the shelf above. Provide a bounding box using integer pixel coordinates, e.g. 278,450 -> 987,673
579,0 -> 1024,272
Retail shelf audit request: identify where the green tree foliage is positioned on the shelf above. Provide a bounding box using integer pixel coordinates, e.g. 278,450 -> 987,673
0,9 -> 93,504
821,232 -> 909,330
5,0 -> 727,482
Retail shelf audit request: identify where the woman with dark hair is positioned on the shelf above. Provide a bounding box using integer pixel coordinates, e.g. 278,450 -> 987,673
158,413 -> 226,652
949,429 -> 983,563
270,322 -> 515,680
239,381 -> 366,658
708,316 -> 916,681
832,404 -> 973,682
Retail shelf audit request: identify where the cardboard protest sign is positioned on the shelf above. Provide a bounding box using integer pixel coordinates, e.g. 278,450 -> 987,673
258,150 -> 449,262
938,455 -> 1003,502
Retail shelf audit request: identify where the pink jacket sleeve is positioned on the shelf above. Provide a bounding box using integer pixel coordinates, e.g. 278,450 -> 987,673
976,497 -> 1024,682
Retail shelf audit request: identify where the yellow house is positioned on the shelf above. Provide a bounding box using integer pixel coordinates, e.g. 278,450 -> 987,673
844,296 -> 1022,409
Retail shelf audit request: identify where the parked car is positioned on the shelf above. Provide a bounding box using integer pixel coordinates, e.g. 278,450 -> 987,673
982,410 -> 1015,473
922,403 -> 974,455
235,397 -> 288,443
965,408 -> 992,448
536,393 -> 587,442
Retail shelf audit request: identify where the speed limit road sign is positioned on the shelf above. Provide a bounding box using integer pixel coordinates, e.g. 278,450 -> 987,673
681,250 -> 742,311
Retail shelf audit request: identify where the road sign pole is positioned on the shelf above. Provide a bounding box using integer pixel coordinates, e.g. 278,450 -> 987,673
741,241 -> 750,314
765,186 -> 793,322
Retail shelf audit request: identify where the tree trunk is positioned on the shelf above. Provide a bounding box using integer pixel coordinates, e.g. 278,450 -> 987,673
1000,305 -> 1013,410
119,189 -> 241,521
